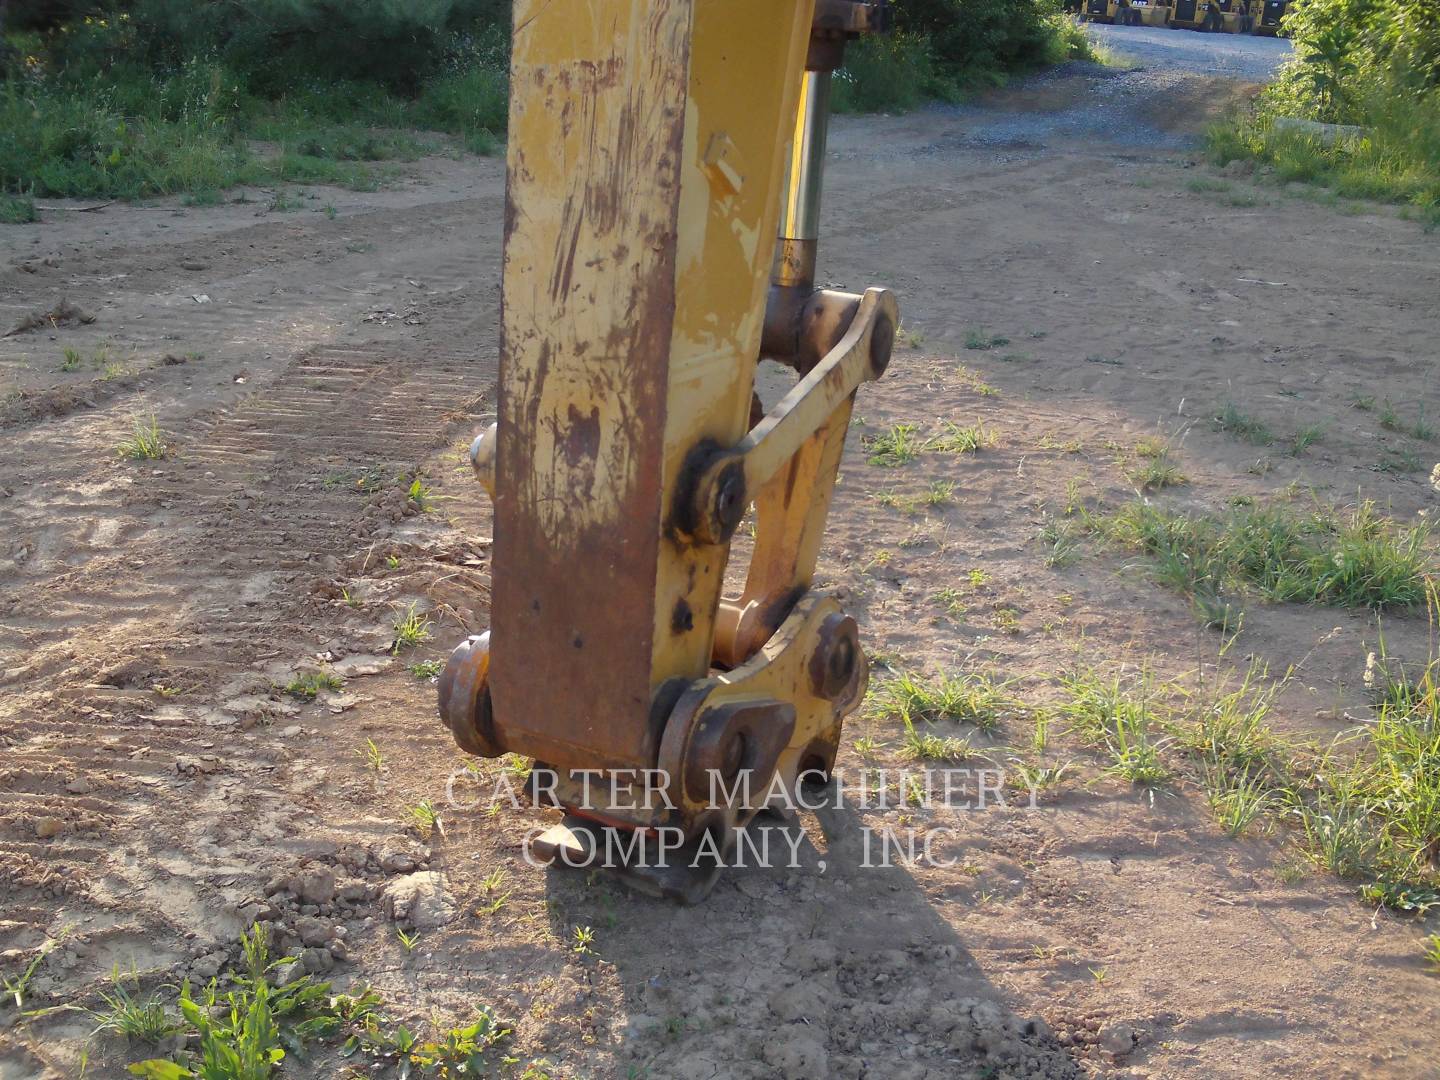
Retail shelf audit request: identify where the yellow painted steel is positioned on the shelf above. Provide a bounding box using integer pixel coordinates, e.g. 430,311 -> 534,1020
491,0 -> 818,770
651,0 -> 817,681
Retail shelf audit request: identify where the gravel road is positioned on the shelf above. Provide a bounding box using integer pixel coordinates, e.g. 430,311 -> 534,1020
936,22 -> 1293,151
1086,21 -> 1292,81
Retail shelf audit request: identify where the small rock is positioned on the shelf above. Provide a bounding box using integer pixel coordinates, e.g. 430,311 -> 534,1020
34,817 -> 65,839
300,947 -> 334,974
331,654 -> 391,677
236,900 -> 276,926
279,725 -> 303,738
295,867 -> 336,905
294,916 -> 335,948
65,777 -> 93,794
191,952 -> 227,980
378,842 -> 419,874
1098,1022 -> 1136,1057
273,961 -> 306,987
381,871 -> 456,929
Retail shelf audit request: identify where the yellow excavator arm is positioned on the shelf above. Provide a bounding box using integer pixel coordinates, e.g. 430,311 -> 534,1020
439,0 -> 898,902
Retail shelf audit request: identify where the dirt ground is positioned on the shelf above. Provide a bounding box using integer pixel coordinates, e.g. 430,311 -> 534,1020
3,32 -> 1440,1080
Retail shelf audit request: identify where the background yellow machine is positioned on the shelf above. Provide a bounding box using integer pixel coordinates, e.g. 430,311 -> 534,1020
1251,0 -> 1289,34
438,0 -> 899,902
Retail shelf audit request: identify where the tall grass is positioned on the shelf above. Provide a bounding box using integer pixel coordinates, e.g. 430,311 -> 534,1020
1208,92 -> 1440,228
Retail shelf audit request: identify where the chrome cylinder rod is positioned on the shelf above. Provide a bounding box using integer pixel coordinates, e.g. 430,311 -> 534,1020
774,69 -> 833,289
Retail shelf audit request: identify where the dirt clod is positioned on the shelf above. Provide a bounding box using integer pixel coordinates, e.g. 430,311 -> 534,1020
382,870 -> 455,929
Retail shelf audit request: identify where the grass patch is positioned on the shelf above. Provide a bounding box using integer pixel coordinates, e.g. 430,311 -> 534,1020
1380,401 -> 1435,442
282,669 -> 343,700
1291,423 -> 1325,455
0,193 -> 36,223
85,970 -> 178,1042
1179,640 -> 1440,906
1213,402 -> 1274,446
873,670 -> 1020,732
931,422 -> 993,454
116,415 -> 167,460
964,327 -> 1011,351
1125,452 -> 1186,492
1,45 -> 506,203
898,717 -> 974,763
865,423 -> 927,467
1058,669 -> 1172,792
1082,498 -> 1434,611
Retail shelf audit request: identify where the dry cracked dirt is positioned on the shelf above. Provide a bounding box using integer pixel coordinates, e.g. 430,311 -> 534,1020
3,38 -> 1440,1080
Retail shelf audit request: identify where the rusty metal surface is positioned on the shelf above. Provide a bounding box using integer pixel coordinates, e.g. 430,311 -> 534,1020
488,1 -> 695,772
438,632 -> 500,756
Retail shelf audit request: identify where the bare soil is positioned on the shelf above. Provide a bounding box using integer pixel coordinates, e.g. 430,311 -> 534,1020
3,49 -> 1439,1080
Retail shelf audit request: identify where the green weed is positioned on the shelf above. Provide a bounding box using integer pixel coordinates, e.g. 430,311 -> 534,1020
963,327 -> 1010,351
391,603 -> 434,654
116,415 -> 167,460
406,800 -> 443,839
1380,401 -> 1435,442
282,669 -> 343,700
865,423 -> 926,467
2,935 -> 62,1009
1213,402 -> 1274,446
357,738 -> 383,772
874,670 -> 1019,732
86,969 -> 178,1042
898,717 -> 974,763
932,422 -> 993,454
1291,424 -> 1325,455
128,924 -> 365,1080
1424,934 -> 1440,972
1125,453 -> 1186,492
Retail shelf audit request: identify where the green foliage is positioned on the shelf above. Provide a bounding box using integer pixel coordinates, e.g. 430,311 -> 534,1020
128,925 -> 356,1079
826,0 -> 1095,113
891,0 -> 1092,83
832,32 -> 955,114
1267,0 -> 1440,121
0,193 -> 37,223
1,3 -> 508,201
1211,0 -> 1440,223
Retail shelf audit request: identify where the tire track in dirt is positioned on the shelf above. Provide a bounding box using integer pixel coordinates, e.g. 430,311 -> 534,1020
0,335 -> 492,1031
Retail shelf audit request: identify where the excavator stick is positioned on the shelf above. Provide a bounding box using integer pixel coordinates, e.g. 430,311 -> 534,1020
439,0 -> 898,902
